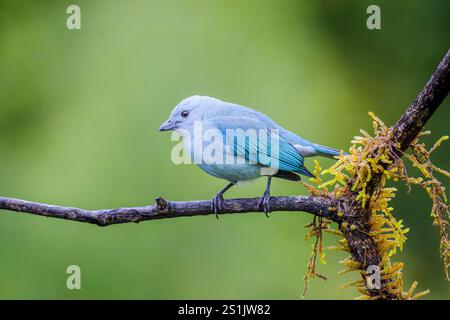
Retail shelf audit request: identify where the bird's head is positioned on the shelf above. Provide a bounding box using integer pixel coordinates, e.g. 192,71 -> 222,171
159,95 -> 220,132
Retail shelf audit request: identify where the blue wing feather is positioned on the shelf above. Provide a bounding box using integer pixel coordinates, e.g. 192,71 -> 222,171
211,116 -> 311,176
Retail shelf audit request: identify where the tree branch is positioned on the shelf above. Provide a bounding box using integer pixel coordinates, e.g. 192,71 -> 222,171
341,48 -> 450,298
0,195 -> 337,226
393,48 -> 450,152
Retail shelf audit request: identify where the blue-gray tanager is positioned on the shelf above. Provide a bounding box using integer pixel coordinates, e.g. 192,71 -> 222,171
160,96 -> 342,216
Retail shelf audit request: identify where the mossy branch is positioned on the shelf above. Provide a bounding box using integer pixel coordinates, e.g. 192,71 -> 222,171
303,48 -> 450,299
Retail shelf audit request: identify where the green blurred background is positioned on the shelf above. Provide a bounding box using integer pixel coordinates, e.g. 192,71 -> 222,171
0,0 -> 449,299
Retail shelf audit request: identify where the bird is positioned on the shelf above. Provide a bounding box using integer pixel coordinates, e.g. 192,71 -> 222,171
159,95 -> 343,217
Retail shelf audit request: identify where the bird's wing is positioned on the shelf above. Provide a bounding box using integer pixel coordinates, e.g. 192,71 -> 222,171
211,116 -> 310,175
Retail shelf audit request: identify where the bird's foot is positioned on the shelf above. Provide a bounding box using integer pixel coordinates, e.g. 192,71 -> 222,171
211,194 -> 224,219
258,191 -> 271,217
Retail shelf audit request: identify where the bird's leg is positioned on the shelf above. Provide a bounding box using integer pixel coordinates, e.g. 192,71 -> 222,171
258,176 -> 272,217
211,182 -> 234,219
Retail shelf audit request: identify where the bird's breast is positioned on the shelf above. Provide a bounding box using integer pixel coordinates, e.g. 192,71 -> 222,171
197,162 -> 263,183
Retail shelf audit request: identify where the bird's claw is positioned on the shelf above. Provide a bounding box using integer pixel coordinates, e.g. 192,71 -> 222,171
258,192 -> 271,217
211,194 -> 224,219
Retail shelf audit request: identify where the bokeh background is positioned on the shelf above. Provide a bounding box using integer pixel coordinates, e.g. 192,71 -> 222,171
0,0 -> 449,299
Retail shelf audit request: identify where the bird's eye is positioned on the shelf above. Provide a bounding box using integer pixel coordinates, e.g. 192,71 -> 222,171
181,110 -> 189,118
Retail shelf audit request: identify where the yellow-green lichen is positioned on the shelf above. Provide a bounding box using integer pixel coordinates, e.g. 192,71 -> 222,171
302,112 -> 449,299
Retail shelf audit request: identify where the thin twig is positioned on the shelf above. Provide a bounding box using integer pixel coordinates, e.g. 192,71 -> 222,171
0,195 -> 337,226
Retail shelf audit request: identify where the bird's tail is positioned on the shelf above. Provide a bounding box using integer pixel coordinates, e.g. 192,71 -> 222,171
313,144 -> 343,159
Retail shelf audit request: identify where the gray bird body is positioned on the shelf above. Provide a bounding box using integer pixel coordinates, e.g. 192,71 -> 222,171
161,96 -> 340,182
159,95 -> 342,214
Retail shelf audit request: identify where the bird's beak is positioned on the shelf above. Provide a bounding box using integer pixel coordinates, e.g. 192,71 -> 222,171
159,119 -> 176,131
